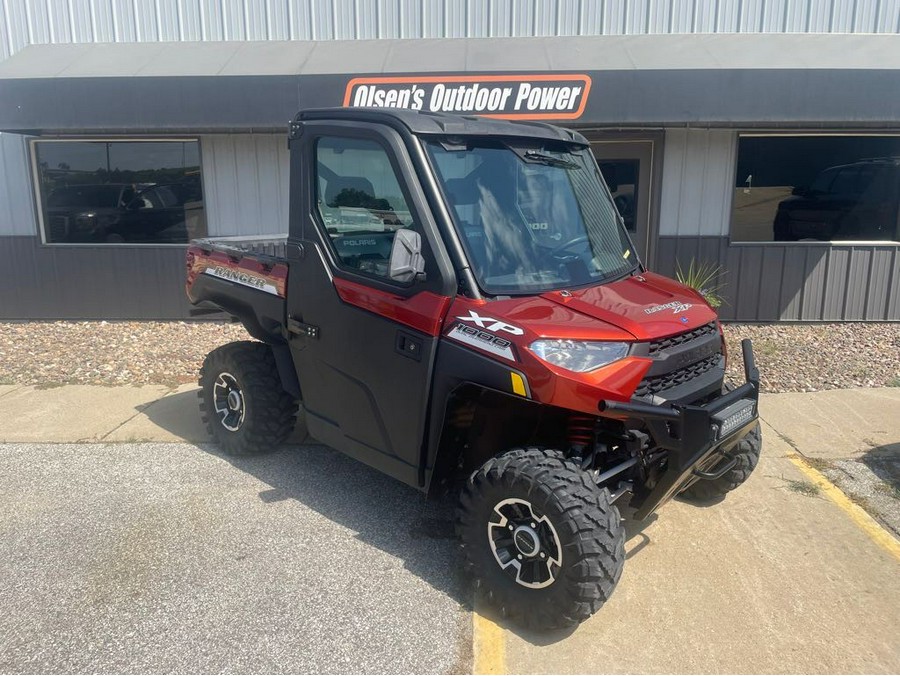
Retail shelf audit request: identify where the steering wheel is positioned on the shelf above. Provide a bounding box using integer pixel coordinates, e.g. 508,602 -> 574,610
614,195 -> 633,217
548,234 -> 589,258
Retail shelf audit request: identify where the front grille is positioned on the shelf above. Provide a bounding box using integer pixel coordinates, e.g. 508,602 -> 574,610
648,321 -> 717,356
634,354 -> 721,398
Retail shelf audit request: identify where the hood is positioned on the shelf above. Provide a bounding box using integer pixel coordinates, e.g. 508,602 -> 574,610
476,271 -> 717,342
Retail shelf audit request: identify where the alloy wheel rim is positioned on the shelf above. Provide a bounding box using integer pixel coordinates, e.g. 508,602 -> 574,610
213,372 -> 245,432
487,498 -> 562,589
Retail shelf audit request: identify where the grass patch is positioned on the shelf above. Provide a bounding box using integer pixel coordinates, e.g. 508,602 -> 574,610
804,456 -> 834,473
785,478 -> 821,497
753,340 -> 782,358
874,482 -> 900,501
887,376 -> 900,388
0,376 -> 16,386
34,381 -> 66,390
119,435 -> 153,444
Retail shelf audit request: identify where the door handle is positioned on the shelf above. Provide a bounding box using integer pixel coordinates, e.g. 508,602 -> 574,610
395,331 -> 422,361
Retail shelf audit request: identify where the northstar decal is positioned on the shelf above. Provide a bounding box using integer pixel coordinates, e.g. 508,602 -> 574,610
644,301 -> 693,315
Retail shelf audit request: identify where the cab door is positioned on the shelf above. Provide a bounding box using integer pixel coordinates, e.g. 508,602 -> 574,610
285,121 -> 456,487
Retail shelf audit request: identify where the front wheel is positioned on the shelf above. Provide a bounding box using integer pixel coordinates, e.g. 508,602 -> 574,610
457,448 -> 625,630
199,341 -> 298,456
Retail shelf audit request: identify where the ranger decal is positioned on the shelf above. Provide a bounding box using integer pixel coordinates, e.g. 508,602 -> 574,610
204,265 -> 281,296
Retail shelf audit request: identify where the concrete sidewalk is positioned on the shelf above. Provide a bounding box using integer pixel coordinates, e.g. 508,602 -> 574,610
2,382 -> 896,447
0,382 -> 896,533
0,383 -> 309,445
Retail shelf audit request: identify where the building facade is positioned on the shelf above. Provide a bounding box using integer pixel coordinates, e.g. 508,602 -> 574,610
1,0 -> 899,321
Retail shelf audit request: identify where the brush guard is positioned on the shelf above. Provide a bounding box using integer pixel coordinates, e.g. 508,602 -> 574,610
599,339 -> 760,520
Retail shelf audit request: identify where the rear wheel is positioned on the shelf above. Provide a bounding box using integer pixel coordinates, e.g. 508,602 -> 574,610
457,448 -> 625,630
199,341 -> 298,456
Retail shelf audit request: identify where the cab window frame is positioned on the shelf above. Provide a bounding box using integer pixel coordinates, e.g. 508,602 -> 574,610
310,132 -> 426,288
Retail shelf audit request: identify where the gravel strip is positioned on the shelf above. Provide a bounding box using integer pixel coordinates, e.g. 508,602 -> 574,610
0,320 -> 897,393
722,322 -> 900,392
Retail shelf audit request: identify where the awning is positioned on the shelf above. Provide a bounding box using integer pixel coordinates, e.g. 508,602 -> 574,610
1,33 -> 899,133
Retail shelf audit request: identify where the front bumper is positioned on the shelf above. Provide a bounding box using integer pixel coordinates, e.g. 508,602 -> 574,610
600,339 -> 760,520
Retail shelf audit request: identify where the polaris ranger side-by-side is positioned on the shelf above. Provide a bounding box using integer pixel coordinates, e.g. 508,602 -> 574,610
186,109 -> 761,629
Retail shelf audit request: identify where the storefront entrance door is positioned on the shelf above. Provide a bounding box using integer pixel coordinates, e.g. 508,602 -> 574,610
592,141 -> 655,262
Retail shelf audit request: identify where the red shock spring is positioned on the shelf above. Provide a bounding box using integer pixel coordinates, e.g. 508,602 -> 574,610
567,413 -> 595,449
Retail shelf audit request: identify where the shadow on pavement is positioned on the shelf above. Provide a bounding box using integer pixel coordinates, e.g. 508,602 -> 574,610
860,442 -> 900,494
144,388 -> 696,647
143,389 -> 470,611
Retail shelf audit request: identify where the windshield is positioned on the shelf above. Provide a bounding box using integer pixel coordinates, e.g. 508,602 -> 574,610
425,139 -> 637,295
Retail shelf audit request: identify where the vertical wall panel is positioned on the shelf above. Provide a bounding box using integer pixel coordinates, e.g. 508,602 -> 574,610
842,248 -> 870,320
0,133 -> 36,236
866,248 -> 893,319
822,248 -> 849,319
888,248 -> 900,317
800,247 -> 829,320
778,247 -> 806,320
201,134 -> 289,237
658,128 -> 736,238
658,128 -> 686,238
756,246 -> 785,320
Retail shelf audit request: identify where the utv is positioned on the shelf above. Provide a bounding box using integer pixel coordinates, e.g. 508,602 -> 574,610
186,108 -> 761,629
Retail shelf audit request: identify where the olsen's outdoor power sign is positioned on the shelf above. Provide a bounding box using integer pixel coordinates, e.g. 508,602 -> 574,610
343,74 -> 591,120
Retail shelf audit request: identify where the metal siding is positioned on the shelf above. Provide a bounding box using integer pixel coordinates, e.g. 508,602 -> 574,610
658,128 -> 736,238
843,247 -> 870,320
0,133 -> 36,236
658,128 -> 687,237
656,238 -> 900,320
757,246 -> 785,321
779,246 -> 807,319
865,247 -> 893,319
800,247 -> 829,320
888,247 -> 900,317
1,0 -> 900,319
822,247 -> 848,319
2,1 -> 897,64
201,133 -> 288,237
0,236 -> 192,319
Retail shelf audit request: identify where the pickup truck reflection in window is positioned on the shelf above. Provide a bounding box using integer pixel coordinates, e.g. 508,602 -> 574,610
33,140 -> 205,245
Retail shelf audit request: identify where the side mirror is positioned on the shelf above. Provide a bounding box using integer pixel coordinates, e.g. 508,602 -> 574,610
791,185 -> 808,196
388,229 -> 426,284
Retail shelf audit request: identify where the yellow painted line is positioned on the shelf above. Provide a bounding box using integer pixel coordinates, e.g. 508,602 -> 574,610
472,608 -> 507,675
789,453 -> 900,563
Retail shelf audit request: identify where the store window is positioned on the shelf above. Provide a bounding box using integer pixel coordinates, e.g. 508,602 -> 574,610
315,136 -> 415,280
731,135 -> 900,243
32,139 -> 205,244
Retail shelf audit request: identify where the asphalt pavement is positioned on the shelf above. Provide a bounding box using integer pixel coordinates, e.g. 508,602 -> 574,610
0,441 -> 471,674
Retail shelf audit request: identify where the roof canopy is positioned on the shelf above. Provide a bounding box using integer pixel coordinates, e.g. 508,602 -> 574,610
1,34 -> 899,133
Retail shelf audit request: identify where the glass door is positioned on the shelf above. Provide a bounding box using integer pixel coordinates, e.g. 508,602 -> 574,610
592,141 -> 655,262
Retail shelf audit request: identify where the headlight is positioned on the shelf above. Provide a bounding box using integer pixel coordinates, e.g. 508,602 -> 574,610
528,340 -> 629,372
